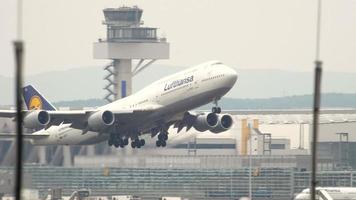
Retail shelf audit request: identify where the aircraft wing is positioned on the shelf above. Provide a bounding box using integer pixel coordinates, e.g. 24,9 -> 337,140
46,109 -> 155,129
0,133 -> 50,139
0,104 -> 159,130
45,110 -> 89,129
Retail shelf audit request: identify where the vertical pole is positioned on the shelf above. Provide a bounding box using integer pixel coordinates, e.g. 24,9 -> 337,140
14,40 -> 24,200
351,172 -> 354,187
230,169 -> 233,199
311,0 -> 323,199
15,0 -> 24,198
38,146 -> 47,165
248,123 -> 252,199
338,133 -> 342,165
346,133 -> 349,167
311,62 -> 322,200
299,124 -> 305,149
241,119 -> 249,155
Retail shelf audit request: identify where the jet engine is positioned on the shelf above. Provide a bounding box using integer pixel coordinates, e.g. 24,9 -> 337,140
88,110 -> 115,131
23,110 -> 50,129
210,114 -> 233,133
193,113 -> 218,132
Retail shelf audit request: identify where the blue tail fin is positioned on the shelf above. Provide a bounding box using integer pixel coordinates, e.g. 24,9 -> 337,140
22,85 -> 57,111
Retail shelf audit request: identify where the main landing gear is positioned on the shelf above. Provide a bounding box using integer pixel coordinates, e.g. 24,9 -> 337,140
108,134 -> 129,148
131,138 -> 145,148
156,131 -> 168,147
212,98 -> 222,114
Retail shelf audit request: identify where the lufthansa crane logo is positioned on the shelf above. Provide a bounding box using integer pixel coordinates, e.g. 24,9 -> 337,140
29,96 -> 42,110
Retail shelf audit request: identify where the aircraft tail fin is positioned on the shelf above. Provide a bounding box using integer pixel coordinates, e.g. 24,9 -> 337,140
22,85 -> 57,111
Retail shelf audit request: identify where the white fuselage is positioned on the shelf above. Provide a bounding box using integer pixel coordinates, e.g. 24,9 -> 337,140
295,187 -> 356,200
31,61 -> 238,145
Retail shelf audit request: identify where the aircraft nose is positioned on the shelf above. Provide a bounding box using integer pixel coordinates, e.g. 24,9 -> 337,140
224,66 -> 238,85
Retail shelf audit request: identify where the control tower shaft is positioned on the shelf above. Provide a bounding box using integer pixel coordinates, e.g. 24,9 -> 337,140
93,6 -> 169,102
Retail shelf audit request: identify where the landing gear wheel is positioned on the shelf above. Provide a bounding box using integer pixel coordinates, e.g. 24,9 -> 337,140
158,133 -> 168,141
156,140 -> 161,147
123,138 -> 129,146
212,107 -> 216,113
131,139 -> 142,149
212,107 -> 221,114
161,140 -> 166,147
140,139 -> 145,146
108,140 -> 113,146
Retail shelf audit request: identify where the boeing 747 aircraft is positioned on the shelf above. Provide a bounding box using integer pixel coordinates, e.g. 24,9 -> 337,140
0,61 -> 237,148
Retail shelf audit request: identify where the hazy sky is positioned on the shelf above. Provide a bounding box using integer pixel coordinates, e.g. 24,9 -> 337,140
1,0 -> 356,77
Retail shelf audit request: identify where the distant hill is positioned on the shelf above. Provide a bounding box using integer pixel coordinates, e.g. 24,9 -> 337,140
1,64 -> 356,106
54,99 -> 106,108
206,93 -> 356,109
52,93 -> 356,109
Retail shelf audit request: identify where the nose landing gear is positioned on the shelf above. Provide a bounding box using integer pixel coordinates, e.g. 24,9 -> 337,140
212,107 -> 221,114
212,98 -> 221,114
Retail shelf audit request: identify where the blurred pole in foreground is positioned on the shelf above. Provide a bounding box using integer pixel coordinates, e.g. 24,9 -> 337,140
15,0 -> 24,198
311,0 -> 323,199
14,40 -> 24,200
311,61 -> 322,200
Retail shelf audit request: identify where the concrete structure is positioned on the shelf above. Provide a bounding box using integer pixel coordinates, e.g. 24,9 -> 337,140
3,160 -> 356,200
0,171 -> 13,195
93,6 -> 169,102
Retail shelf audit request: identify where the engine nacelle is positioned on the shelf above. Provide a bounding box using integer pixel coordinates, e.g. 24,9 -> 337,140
23,110 -> 50,129
193,113 -> 218,132
88,110 -> 115,131
210,114 -> 233,134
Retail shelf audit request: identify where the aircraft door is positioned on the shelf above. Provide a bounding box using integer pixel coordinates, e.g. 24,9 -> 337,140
154,95 -> 160,103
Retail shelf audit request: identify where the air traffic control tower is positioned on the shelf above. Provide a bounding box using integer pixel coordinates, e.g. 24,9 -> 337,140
94,6 -> 169,102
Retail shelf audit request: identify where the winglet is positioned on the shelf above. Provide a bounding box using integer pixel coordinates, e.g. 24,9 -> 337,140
22,85 -> 57,111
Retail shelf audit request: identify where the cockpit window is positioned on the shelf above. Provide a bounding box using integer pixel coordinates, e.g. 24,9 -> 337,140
211,62 -> 223,65
204,61 -> 222,69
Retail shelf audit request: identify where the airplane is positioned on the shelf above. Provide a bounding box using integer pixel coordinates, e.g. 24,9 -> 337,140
0,61 -> 238,148
295,187 -> 356,200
